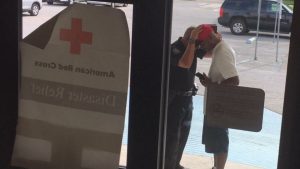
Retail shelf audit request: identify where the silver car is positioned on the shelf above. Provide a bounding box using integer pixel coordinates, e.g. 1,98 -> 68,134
46,0 -> 75,5
22,0 -> 43,16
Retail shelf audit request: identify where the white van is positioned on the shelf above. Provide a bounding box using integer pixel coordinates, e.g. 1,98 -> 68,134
46,0 -> 76,5
86,1 -> 128,7
22,0 -> 43,16
46,0 -> 128,7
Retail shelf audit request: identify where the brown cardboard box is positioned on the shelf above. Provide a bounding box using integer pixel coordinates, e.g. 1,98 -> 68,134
206,85 -> 265,132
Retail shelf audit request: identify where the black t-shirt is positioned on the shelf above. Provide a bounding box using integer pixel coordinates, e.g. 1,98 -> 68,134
169,38 -> 197,91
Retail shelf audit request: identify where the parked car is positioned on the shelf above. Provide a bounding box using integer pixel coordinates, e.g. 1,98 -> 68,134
86,1 -> 128,7
22,0 -> 43,16
46,0 -> 75,5
218,0 -> 293,35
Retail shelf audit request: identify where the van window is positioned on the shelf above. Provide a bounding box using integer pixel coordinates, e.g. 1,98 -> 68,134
242,0 -> 258,10
223,0 -> 257,10
263,1 -> 279,13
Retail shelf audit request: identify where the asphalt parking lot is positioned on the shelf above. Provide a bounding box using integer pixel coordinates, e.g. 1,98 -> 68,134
22,0 -> 291,114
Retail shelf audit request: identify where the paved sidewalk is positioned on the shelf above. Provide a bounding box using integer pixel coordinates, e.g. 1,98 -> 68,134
119,146 -> 263,169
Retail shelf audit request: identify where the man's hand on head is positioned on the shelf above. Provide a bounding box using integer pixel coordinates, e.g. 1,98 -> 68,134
190,26 -> 202,41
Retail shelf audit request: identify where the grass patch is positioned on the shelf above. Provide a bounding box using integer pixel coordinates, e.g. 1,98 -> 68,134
283,0 -> 294,10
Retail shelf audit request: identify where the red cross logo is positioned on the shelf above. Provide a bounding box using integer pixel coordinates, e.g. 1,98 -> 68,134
60,18 -> 93,54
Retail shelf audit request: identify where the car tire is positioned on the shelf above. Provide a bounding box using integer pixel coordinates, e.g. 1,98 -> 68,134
47,0 -> 53,5
230,18 -> 247,35
29,3 -> 40,16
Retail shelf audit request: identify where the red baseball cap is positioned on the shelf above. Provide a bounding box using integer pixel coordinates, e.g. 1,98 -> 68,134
198,24 -> 213,42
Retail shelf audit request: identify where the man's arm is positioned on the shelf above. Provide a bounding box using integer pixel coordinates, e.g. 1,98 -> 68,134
199,73 -> 239,87
220,76 -> 239,86
177,26 -> 202,68
177,40 -> 197,68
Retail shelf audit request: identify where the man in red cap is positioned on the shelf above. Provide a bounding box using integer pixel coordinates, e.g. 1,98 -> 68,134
197,24 -> 240,169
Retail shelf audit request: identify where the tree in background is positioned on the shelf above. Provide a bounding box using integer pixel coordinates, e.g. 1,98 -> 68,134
283,0 -> 294,9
